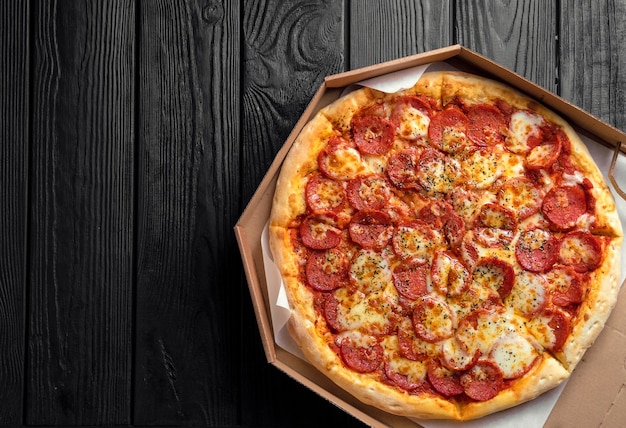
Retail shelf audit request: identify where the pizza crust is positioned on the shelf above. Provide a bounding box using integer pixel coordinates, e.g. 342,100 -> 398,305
557,235 -> 623,370
270,113 -> 337,229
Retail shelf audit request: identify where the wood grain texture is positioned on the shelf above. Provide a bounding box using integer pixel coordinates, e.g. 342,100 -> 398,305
27,0 -> 134,424
559,0 -> 626,130
135,0 -> 240,425
455,0 -> 558,91
0,0 -> 28,424
241,1 -> 359,426
0,1 -> 623,427
241,0 -> 345,203
349,0 -> 453,69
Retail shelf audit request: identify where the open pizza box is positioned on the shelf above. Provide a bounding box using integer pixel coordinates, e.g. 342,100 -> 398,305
235,45 -> 626,428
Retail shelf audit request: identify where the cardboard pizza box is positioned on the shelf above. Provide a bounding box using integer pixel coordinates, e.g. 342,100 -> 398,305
235,44 -> 626,428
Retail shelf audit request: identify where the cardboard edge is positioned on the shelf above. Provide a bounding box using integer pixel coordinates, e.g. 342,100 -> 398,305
325,45 -> 463,88
234,223 -> 275,362
237,44 -> 626,428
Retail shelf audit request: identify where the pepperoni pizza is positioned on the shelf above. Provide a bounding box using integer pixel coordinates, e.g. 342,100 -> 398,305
268,71 -> 623,420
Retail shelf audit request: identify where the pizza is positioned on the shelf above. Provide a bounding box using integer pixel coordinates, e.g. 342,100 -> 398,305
268,70 -> 623,420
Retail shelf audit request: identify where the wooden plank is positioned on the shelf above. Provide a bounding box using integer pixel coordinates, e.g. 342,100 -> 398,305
241,0 -> 346,203
454,0 -> 558,91
559,0 -> 626,130
27,0 -> 134,424
349,0 -> 453,69
0,0 -> 28,424
134,0 -> 240,424
240,1 -> 362,426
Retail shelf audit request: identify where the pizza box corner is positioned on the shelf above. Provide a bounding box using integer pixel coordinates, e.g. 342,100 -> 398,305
234,44 -> 626,428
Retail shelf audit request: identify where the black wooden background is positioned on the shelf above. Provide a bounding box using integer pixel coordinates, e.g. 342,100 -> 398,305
1,0 -> 625,426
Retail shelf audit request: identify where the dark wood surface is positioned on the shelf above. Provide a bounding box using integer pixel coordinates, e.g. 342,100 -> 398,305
1,1 -> 624,426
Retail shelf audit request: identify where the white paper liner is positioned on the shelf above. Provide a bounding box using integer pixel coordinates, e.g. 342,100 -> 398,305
261,62 -> 626,427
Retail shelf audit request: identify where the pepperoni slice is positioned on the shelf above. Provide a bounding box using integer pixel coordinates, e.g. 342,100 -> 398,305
318,136 -> 365,180
397,318 -> 437,361
305,172 -> 345,213
541,184 -> 587,230
453,235 -> 479,271
346,175 -> 391,211
474,203 -> 517,247
412,295 -> 454,343
545,309 -> 571,351
426,359 -> 464,397
467,104 -> 507,146
443,210 -> 465,248
558,230 -> 603,272
528,309 -> 571,352
515,228 -> 558,273
416,201 -> 465,248
440,338 -> 480,371
476,203 -> 517,230
384,362 -> 423,392
392,262 -> 430,300
339,337 -> 384,373
305,248 -> 347,291
300,212 -> 342,250
497,177 -> 543,220
323,293 -> 343,332
460,360 -> 504,401
525,130 -> 562,170
348,209 -> 392,250
431,251 -> 471,297
428,106 -> 469,153
417,200 -> 452,229
387,148 -> 420,189
473,257 -> 515,300
547,266 -> 584,307
351,115 -> 394,155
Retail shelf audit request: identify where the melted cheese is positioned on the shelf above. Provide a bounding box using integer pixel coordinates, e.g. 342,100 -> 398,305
507,110 -> 544,154
506,271 -> 547,316
382,336 -> 429,382
349,249 -> 393,294
418,156 -> 460,194
472,262 -> 505,294
397,107 -> 430,140
462,149 -> 502,189
393,225 -> 441,263
312,179 -> 344,209
323,147 -> 368,179
334,285 -> 398,334
417,295 -> 455,340
456,310 -> 521,356
432,252 -> 470,296
562,170 -> 584,186
526,314 -> 557,350
490,333 -> 538,379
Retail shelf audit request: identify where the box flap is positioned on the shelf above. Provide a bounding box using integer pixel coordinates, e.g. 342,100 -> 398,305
545,284 -> 626,427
